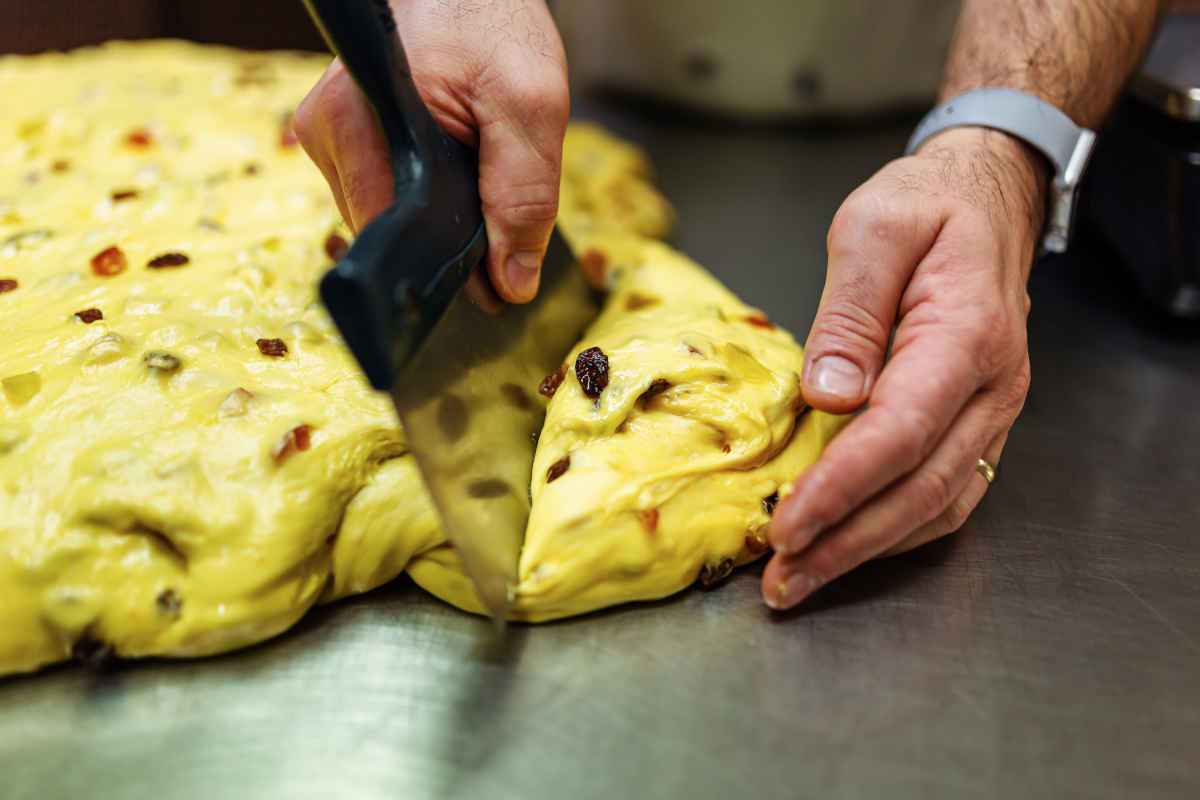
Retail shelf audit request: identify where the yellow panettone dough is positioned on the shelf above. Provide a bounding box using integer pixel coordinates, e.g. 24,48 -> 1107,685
0,41 -> 841,677
408,242 -> 846,620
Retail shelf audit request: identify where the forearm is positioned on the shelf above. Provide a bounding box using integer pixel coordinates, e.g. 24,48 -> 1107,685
941,0 -> 1165,127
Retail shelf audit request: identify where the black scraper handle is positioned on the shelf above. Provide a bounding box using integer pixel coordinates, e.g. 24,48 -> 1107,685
301,0 -> 488,390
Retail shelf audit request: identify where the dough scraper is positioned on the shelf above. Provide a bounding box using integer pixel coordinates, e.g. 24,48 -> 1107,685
301,0 -> 597,623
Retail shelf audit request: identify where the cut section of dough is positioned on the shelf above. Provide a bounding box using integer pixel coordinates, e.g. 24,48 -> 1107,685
408,242 -> 847,621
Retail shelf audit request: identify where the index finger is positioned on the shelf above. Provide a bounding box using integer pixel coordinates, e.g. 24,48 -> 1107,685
770,324 -> 983,555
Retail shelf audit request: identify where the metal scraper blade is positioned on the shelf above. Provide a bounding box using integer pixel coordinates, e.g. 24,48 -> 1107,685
389,230 -> 596,622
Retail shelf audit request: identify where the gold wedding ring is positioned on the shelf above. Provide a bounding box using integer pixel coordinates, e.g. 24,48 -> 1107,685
975,458 -> 996,485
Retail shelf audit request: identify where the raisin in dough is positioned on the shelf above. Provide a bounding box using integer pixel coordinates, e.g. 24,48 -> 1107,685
407,241 -> 847,621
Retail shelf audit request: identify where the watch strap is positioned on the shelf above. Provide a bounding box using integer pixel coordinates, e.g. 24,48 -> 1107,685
905,88 -> 1097,253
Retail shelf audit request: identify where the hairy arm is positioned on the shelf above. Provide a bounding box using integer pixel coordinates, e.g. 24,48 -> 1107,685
942,0 -> 1165,127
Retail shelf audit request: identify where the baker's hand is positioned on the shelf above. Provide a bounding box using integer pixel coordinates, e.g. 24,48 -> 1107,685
293,0 -> 569,303
764,127 -> 1047,610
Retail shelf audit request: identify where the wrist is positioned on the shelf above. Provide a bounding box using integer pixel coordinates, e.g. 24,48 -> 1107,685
916,126 -> 1049,250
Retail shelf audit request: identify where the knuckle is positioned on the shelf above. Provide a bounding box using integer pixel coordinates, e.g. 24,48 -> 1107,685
311,69 -> 359,127
810,302 -> 890,358
1001,358 -> 1032,414
484,183 -> 561,232
828,192 -> 915,256
292,91 -> 323,150
804,467 -> 857,531
826,200 -> 861,252
506,71 -> 571,125
883,402 -> 940,462
961,320 -> 997,365
912,467 -> 956,523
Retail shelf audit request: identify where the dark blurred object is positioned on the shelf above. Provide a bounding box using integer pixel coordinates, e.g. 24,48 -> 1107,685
1081,11 -> 1200,319
165,0 -> 325,51
0,0 -> 325,54
2,0 -> 161,53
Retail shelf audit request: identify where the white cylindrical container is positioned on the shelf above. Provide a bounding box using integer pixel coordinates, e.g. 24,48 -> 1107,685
555,0 -> 961,120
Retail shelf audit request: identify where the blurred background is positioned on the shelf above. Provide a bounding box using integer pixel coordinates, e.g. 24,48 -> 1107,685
2,0 -> 1198,316
3,5 -> 1199,799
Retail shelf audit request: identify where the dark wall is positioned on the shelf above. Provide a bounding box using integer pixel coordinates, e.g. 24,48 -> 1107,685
1,0 -> 326,55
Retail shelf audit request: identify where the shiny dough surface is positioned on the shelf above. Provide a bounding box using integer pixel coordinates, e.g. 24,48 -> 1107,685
0,41 -> 843,677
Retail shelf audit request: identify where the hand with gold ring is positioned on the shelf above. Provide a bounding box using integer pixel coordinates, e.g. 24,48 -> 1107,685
762,126 -> 1038,611
759,0 -> 1159,612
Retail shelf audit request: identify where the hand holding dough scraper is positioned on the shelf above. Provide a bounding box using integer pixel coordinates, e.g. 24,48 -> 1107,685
300,0 -> 596,622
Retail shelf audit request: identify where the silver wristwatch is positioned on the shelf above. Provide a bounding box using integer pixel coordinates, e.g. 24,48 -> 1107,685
905,88 -> 1097,254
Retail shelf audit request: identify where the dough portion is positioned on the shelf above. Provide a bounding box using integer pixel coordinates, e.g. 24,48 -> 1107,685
0,42 -> 414,674
409,242 -> 845,620
0,41 -> 676,676
0,41 -> 841,677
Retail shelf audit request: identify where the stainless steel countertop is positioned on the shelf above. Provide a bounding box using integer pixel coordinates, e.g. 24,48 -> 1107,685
3,99 -> 1199,800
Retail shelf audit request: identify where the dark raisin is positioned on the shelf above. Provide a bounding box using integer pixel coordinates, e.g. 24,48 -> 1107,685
256,338 -> 288,357
436,394 -> 468,442
90,245 -> 127,276
72,635 -> 116,670
324,232 -> 349,261
271,424 -> 313,463
574,346 -> 609,399
697,558 -> 736,591
538,365 -> 566,398
125,128 -> 154,148
500,382 -> 533,410
110,188 -> 139,202
762,492 -> 779,516
468,479 -> 510,498
243,162 -> 261,176
744,534 -> 770,555
546,455 -> 570,483
156,588 -> 183,617
51,159 -> 71,173
639,379 -> 670,407
744,314 -> 775,330
75,308 -> 103,324
0,278 -> 17,293
292,425 -> 312,451
147,252 -> 190,269
625,293 -> 659,311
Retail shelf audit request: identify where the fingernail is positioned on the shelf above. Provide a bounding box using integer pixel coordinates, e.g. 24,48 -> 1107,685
504,251 -> 541,302
767,572 -> 823,610
808,355 -> 864,400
